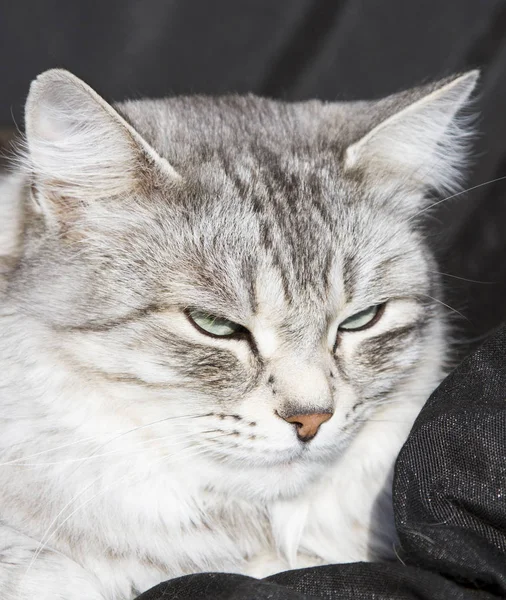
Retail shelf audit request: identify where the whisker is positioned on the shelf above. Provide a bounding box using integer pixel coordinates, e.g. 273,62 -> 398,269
83,413 -> 205,460
10,429 -> 225,468
22,442 -> 224,581
1,413 -> 203,465
420,293 -> 470,322
23,470 -> 109,582
409,175 -> 506,221
430,270 -> 495,285
59,414 -> 220,484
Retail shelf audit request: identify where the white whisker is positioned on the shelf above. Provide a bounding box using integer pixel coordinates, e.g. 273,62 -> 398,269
409,174 -> 506,221
420,293 -> 469,322
1,413 -> 202,466
22,439 -> 227,584
9,429 -> 225,468
430,270 -> 495,285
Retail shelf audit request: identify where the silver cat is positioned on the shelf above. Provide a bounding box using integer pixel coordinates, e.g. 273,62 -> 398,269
0,69 -> 477,599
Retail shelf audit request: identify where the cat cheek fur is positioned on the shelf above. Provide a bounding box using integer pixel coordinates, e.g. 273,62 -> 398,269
0,69 -> 478,596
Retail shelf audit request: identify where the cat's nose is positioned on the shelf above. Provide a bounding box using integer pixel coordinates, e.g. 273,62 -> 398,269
282,412 -> 333,442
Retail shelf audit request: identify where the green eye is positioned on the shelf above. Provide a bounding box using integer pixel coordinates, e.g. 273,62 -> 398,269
186,309 -> 245,338
339,304 -> 384,332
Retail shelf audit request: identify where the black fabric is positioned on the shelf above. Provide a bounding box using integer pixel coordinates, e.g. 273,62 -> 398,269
1,2 -> 506,598
137,327 -> 506,599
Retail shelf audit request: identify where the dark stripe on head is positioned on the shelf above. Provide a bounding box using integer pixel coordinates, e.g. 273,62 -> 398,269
357,320 -> 426,372
342,252 -> 356,300
55,304 -> 163,332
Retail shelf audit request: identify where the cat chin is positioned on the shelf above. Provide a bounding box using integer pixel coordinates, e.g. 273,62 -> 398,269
210,458 -> 330,502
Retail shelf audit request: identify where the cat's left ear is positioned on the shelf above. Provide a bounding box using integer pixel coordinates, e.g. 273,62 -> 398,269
343,71 -> 479,196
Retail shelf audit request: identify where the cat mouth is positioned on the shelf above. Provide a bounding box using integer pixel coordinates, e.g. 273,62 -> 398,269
206,440 -> 339,470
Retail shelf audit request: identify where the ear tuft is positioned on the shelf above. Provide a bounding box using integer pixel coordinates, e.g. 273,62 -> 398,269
344,70 -> 479,193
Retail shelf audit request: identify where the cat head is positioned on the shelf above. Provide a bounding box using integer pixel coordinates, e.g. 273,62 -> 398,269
9,69 -> 477,499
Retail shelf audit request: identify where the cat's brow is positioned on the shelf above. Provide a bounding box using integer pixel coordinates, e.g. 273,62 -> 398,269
54,303 -> 165,332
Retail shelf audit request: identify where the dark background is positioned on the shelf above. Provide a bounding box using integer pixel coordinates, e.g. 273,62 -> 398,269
1,4 -> 506,598
2,0 -> 506,353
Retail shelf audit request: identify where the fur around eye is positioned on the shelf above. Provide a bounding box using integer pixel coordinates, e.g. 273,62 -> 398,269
338,303 -> 385,332
186,309 -> 247,338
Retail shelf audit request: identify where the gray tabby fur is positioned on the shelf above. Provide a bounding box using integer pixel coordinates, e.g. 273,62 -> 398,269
0,69 -> 477,599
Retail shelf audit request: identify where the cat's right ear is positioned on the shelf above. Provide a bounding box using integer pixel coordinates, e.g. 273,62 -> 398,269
24,69 -> 180,208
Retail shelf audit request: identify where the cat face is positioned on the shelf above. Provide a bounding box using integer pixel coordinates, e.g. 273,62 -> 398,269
8,70 -> 476,499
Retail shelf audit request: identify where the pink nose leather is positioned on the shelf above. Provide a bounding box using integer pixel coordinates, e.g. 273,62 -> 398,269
283,412 -> 333,441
